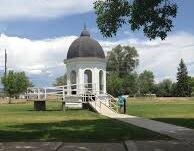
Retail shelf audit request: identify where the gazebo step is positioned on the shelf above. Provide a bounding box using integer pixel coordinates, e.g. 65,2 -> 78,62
65,102 -> 83,109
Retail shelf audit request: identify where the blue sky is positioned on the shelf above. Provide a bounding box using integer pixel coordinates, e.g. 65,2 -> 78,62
0,1 -> 193,40
0,0 -> 194,86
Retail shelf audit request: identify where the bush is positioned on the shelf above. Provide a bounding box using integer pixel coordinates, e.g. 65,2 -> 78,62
107,74 -> 123,97
191,92 -> 194,97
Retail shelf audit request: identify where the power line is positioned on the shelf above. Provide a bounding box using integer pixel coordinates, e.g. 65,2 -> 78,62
4,49 -> 7,77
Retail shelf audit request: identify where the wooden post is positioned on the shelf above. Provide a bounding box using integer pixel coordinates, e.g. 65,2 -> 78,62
62,101 -> 66,111
61,86 -> 66,111
62,86 -> 65,100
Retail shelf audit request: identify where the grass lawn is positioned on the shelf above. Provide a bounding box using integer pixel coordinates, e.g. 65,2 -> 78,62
126,97 -> 194,129
0,101 -> 169,142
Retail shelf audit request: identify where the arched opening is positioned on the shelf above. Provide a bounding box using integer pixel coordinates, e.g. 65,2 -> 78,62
99,70 -> 104,93
84,69 -> 92,91
70,70 -> 76,94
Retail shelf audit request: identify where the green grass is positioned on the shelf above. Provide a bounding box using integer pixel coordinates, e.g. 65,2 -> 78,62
126,98 -> 194,129
0,101 -> 169,142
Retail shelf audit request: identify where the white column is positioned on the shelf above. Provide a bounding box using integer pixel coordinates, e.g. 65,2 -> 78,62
103,70 -> 107,94
78,68 -> 84,94
37,88 -> 40,100
66,72 -> 71,95
93,68 -> 99,94
44,89 -> 47,100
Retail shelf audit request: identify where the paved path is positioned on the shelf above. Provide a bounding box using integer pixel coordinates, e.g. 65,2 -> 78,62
0,142 -> 125,151
1,141 -> 194,151
125,140 -> 194,151
89,100 -> 194,145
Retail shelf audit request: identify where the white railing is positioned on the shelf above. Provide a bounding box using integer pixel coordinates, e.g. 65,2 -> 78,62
26,83 -> 98,100
105,93 -> 119,113
86,90 -> 119,113
25,83 -> 119,113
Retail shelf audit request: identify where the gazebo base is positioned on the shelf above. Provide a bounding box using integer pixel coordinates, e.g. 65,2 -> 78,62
34,100 -> 46,111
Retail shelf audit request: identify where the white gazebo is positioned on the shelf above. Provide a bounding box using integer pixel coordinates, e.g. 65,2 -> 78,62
26,26 -> 119,112
64,26 -> 106,96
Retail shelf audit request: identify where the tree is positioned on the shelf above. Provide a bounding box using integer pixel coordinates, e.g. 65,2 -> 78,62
53,74 -> 67,86
176,59 -> 192,97
107,45 -> 139,77
138,70 -> 155,95
171,82 -> 177,97
155,79 -> 173,97
1,71 -> 32,103
190,77 -> 194,96
122,73 -> 139,96
94,0 -> 177,40
107,73 -> 123,97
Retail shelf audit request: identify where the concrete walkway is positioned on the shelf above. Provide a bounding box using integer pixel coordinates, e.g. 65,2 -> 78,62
116,114 -> 194,145
125,140 -> 194,151
1,141 -> 194,151
89,100 -> 194,145
0,142 -> 126,151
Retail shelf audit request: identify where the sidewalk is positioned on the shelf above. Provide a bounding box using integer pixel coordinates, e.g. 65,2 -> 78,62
0,142 -> 125,151
1,141 -> 194,151
89,101 -> 194,144
116,114 -> 194,144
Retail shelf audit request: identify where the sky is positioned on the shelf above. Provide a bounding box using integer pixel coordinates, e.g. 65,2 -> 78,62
0,0 -> 194,87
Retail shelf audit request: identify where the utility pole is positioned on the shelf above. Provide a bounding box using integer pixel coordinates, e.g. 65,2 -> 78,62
4,49 -> 7,77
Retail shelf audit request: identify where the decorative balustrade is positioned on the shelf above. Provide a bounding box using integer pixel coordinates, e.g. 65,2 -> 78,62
26,83 -> 119,113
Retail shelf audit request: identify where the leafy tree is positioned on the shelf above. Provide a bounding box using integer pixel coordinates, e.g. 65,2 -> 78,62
107,73 -> 123,97
53,74 -> 67,86
176,59 -> 192,97
171,82 -> 177,97
155,79 -> 173,97
94,0 -> 177,40
189,77 -> 194,92
138,70 -> 155,95
122,73 -> 139,96
1,71 -> 32,103
107,45 -> 139,77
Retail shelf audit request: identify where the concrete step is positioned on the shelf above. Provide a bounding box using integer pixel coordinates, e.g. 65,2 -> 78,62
64,95 -> 83,109
65,102 -> 82,109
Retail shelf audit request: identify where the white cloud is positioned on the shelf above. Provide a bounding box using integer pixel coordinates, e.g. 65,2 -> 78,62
28,70 -> 42,75
0,0 -> 94,20
100,32 -> 194,82
0,31 -> 194,86
0,34 -> 77,77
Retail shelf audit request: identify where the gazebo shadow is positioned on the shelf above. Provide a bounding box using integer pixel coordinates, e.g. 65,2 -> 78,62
27,108 -> 86,112
0,118 -> 169,142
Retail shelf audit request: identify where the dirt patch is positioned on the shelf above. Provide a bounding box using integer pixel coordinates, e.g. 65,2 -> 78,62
0,98 -> 27,104
128,97 -> 194,101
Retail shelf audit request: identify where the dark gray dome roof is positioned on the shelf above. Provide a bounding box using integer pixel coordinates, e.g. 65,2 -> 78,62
67,27 -> 105,59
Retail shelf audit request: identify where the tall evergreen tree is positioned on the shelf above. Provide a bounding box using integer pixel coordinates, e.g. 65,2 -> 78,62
176,59 -> 192,97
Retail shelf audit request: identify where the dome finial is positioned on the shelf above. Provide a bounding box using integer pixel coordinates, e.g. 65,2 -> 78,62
80,24 -> 90,37
84,23 -> 87,30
